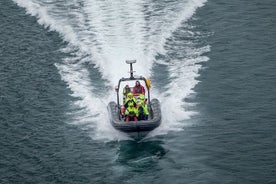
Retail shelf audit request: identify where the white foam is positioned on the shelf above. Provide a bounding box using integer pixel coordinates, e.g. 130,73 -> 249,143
13,0 -> 209,141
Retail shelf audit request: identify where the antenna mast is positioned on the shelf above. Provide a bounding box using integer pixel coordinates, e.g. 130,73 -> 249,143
126,60 -> 136,79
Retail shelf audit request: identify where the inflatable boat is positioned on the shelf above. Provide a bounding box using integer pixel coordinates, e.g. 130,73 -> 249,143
107,60 -> 161,140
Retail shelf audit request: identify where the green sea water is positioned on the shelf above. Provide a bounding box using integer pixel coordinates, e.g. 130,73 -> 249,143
1,0 -> 275,183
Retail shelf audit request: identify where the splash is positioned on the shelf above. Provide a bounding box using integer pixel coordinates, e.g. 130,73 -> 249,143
13,0 -> 209,140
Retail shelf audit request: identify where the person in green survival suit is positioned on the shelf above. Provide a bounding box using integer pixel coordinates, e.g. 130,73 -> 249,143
123,84 -> 131,97
124,92 -> 137,109
125,102 -> 138,122
137,94 -> 149,120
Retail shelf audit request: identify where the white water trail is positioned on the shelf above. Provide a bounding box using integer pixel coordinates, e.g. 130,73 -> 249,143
13,0 -> 209,141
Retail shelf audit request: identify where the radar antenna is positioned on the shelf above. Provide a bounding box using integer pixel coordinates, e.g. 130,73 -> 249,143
125,60 -> 136,79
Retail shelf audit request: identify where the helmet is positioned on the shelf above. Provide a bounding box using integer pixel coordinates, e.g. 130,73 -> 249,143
127,92 -> 133,97
139,94 -> 145,100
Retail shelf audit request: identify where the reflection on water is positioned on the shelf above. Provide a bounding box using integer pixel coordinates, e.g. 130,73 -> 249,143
115,140 -> 167,170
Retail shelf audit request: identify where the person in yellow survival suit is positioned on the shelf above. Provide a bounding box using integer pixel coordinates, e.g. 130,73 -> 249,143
124,92 -> 137,109
125,102 -> 138,122
137,94 -> 149,120
123,84 -> 131,97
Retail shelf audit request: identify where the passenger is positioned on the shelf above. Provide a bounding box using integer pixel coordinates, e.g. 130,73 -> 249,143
124,92 -> 137,109
125,102 -> 138,122
137,94 -> 149,120
133,80 -> 145,96
123,84 -> 131,97
120,105 -> 125,118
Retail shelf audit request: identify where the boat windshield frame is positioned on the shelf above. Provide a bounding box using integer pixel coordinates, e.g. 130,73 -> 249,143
116,76 -> 151,107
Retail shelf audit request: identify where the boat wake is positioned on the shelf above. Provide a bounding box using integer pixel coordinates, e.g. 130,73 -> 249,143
13,0 -> 209,141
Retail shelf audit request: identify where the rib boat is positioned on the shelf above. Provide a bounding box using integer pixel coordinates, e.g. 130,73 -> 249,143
107,60 -> 161,140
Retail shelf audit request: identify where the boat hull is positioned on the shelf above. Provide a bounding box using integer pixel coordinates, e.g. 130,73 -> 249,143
107,99 -> 162,139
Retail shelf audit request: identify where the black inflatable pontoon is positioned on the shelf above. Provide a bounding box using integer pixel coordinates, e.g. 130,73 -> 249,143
107,60 -> 162,140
